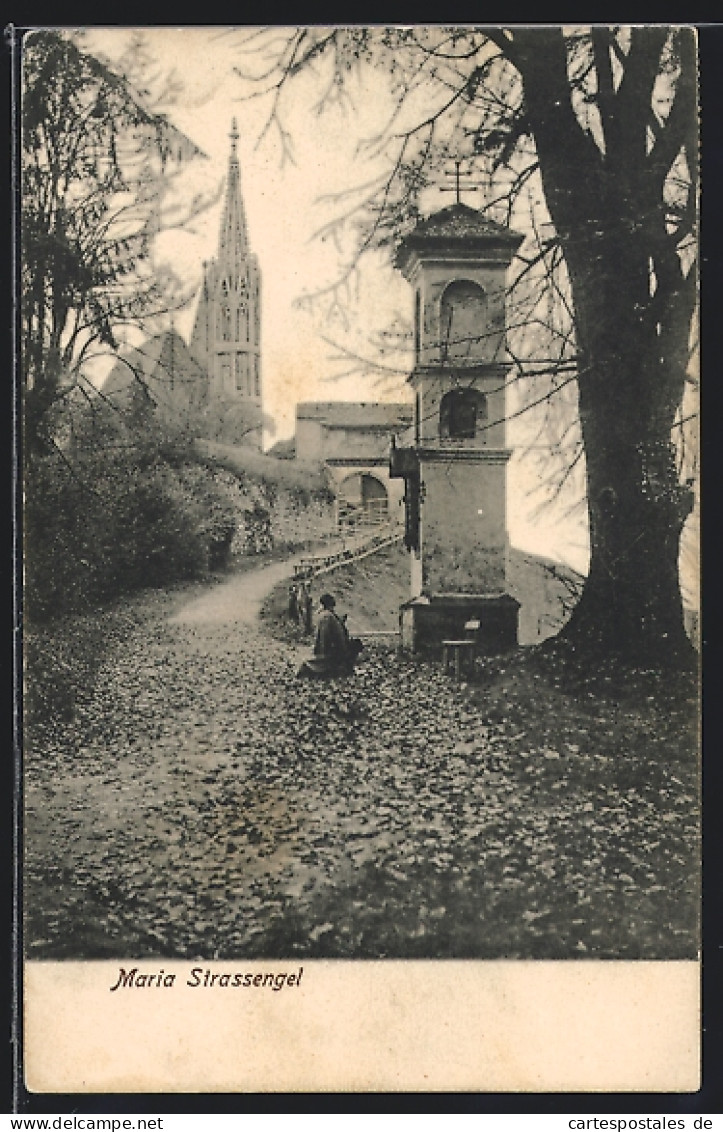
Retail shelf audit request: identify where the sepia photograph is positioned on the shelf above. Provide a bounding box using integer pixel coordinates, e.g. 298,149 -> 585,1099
18,24 -> 701,1094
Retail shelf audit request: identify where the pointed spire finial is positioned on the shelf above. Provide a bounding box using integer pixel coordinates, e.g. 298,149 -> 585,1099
218,116 -> 248,269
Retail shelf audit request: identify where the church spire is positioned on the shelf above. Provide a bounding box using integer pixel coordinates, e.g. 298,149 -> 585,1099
218,117 -> 248,280
189,114 -> 263,448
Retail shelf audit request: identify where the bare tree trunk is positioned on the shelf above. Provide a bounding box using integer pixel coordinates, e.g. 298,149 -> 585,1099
553,235 -> 694,660
561,378 -> 694,660
513,27 -> 696,663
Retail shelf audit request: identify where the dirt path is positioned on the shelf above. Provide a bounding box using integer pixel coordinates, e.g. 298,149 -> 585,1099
24,555 -> 699,962
169,555 -> 303,627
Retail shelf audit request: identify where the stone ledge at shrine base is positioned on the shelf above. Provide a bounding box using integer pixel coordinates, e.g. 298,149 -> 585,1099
399,592 -> 520,655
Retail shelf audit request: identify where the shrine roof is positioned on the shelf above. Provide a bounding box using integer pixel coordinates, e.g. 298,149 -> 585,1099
417,203 -> 519,238
395,203 -> 524,268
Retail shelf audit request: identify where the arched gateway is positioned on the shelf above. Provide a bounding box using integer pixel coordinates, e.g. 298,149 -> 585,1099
292,401 -> 412,533
337,472 -> 389,529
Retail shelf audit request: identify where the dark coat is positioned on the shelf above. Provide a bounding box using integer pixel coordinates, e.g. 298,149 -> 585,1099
314,608 -> 349,661
297,609 -> 361,678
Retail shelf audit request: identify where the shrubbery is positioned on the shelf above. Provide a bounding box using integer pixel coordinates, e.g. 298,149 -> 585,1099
24,438 -> 238,623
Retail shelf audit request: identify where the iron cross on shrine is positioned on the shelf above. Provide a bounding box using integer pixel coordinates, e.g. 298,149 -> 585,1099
439,160 -> 486,204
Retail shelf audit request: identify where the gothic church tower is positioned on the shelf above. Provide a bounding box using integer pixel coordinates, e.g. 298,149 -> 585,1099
190,119 -> 262,447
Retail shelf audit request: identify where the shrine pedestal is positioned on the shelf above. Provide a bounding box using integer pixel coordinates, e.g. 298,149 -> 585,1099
399,593 -> 520,656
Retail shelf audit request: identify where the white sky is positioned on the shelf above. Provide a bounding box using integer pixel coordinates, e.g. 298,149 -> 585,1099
79,26 -> 593,572
84,27 -> 410,431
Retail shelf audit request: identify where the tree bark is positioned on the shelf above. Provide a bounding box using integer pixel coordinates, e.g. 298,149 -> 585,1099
512,28 -> 696,663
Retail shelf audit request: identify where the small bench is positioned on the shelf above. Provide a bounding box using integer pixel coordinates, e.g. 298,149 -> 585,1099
442,639 -> 477,681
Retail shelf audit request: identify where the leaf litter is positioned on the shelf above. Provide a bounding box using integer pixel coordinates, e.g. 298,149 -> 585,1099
24,578 -> 699,960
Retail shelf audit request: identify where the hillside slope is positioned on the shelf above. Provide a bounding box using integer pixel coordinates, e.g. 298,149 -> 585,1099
264,540 -> 583,646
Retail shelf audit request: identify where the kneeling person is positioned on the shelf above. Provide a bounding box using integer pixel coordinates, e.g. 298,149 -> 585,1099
297,593 -> 362,678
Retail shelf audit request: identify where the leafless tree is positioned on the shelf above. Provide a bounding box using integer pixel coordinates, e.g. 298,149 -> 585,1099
230,25 -> 698,663
20,29 -> 214,457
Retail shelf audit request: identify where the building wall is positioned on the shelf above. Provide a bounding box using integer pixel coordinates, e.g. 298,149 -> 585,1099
296,419 -> 405,464
296,412 -> 409,532
320,428 -> 392,461
295,418 -> 325,462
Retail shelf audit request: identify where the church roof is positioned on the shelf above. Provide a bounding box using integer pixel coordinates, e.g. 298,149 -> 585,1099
296,401 -> 413,430
102,331 -> 207,407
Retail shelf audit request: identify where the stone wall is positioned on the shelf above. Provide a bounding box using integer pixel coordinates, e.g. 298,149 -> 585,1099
207,468 -> 336,557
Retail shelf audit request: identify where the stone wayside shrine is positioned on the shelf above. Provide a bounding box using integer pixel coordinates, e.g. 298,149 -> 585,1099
389,202 -> 524,654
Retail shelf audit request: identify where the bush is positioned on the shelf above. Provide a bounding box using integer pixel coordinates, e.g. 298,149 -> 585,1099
243,501 -> 273,555
24,447 -> 238,622
174,464 -> 238,571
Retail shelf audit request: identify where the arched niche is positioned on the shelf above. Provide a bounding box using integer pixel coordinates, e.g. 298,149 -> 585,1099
439,279 -> 487,363
439,388 -> 488,441
337,472 -> 389,528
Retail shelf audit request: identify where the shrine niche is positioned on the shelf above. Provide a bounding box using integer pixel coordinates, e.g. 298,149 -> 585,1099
439,388 -> 488,441
439,279 -> 487,363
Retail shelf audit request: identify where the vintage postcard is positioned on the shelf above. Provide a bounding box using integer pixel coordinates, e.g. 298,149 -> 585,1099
17,25 -> 701,1097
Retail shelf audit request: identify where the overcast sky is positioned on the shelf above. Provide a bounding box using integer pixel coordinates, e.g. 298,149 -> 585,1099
83,27 -> 413,431
76,26 -> 595,572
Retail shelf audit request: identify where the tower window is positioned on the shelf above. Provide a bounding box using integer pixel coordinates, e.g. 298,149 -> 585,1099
439,388 -> 488,440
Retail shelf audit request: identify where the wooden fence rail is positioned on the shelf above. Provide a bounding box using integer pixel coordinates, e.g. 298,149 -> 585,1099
294,524 -> 403,581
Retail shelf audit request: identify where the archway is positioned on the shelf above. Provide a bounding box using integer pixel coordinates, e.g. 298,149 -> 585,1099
337,473 -> 389,529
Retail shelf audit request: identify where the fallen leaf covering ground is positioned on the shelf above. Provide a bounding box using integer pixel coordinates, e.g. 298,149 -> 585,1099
24,558 -> 699,960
